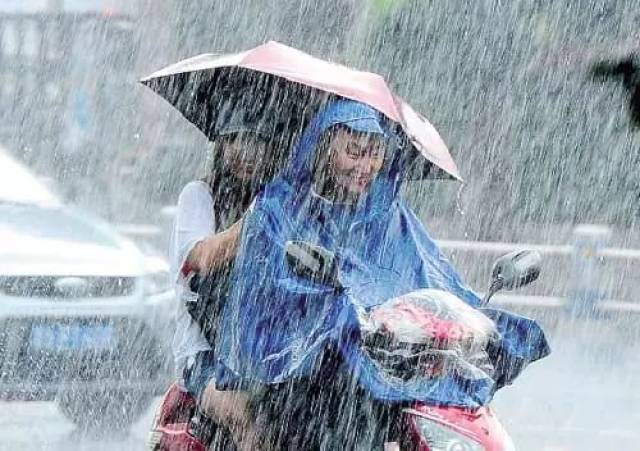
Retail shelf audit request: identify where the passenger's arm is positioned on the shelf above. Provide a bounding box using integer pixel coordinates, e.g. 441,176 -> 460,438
187,217 -> 244,273
172,182 -> 217,286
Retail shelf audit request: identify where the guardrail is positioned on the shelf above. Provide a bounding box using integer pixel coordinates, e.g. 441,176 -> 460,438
440,224 -> 639,315
115,218 -> 640,315
438,239 -> 640,260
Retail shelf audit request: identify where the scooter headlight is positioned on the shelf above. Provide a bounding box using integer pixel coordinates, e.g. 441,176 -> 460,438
414,416 -> 484,451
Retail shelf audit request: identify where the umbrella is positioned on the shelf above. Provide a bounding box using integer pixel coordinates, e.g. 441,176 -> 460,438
140,41 -> 462,180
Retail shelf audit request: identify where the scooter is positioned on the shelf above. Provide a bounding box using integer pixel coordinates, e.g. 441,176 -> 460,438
148,246 -> 542,451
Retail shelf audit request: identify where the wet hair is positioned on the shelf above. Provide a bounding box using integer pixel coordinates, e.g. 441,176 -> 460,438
310,127 -> 336,177
200,135 -> 248,226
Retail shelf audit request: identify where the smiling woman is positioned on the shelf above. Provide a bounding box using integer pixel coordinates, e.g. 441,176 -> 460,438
312,125 -> 388,204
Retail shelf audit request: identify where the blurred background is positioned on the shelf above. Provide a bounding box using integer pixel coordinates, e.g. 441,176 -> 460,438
1,0 -> 639,449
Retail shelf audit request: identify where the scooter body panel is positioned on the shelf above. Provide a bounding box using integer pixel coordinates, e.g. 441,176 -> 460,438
406,404 -> 512,451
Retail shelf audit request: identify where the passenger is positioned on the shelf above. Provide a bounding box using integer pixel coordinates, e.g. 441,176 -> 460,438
170,98 -> 285,450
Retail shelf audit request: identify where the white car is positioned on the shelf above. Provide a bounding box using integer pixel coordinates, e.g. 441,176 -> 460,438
0,149 -> 175,430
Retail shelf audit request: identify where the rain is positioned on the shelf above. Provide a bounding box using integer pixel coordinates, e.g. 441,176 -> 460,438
1,0 -> 638,450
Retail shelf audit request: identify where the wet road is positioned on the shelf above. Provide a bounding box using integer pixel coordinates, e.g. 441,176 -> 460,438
0,399 -> 159,451
493,327 -> 640,451
1,332 -> 638,450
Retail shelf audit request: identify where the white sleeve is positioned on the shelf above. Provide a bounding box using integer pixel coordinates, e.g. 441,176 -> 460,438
170,181 -> 217,285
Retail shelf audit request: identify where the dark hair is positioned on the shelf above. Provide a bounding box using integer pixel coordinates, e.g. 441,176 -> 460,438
202,137 -> 230,187
310,127 -> 335,177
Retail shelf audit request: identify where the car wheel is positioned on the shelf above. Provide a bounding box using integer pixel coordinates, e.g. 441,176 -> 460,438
56,389 -> 153,431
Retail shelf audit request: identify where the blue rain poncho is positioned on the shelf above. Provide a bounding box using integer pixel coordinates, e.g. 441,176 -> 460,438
214,100 -> 549,407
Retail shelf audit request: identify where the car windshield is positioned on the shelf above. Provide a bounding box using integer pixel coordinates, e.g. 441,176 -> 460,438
0,203 -> 121,247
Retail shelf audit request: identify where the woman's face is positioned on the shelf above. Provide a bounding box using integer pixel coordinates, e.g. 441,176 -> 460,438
321,127 -> 386,199
220,132 -> 272,183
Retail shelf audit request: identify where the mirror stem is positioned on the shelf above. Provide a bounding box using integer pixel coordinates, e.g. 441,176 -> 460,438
481,277 -> 503,306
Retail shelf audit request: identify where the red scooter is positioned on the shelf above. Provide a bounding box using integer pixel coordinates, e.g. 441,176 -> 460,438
148,385 -> 513,450
148,248 -> 541,451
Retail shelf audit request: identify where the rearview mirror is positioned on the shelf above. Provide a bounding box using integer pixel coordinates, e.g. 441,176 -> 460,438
284,241 -> 341,289
482,250 -> 542,305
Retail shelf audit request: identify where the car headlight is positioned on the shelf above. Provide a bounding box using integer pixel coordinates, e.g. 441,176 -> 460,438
414,416 -> 485,451
143,271 -> 171,296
